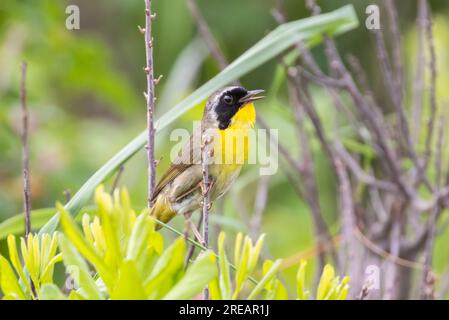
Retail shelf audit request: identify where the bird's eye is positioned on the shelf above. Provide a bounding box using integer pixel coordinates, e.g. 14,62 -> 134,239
223,95 -> 233,105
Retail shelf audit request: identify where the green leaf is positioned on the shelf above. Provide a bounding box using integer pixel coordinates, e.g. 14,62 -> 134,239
58,234 -> 104,300
39,284 -> 67,300
248,234 -> 265,273
38,5 -> 359,235
0,256 -> 27,300
95,188 -> 122,268
6,235 -> 31,294
57,203 -> 113,290
296,260 -> 309,300
0,206 -> 96,240
218,232 -> 232,299
234,232 -> 243,267
273,281 -> 289,300
125,213 -> 152,261
110,260 -> 147,300
317,264 -> 335,300
144,238 -> 186,297
163,250 -> 217,300
247,259 -> 282,300
0,208 -> 54,240
233,236 -> 251,299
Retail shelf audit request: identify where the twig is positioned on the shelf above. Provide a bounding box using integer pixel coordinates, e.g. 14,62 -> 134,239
288,67 -> 335,169
421,205 -> 439,299
185,211 -> 203,269
280,234 -> 342,270
435,116 -> 445,188
334,141 -> 397,192
272,0 -> 287,23
354,227 -> 424,271
372,28 -> 414,160
324,37 -> 412,199
287,74 -> 334,271
250,175 -> 271,238
201,133 -> 212,300
335,158 -> 362,294
411,0 -> 426,141
186,0 -> 229,70
63,189 -> 71,203
422,0 -> 438,175
385,0 -> 404,105
383,201 -> 404,300
20,61 -> 38,299
111,165 -> 124,193
357,285 -> 370,300
144,0 -> 157,207
20,62 -> 31,237
257,116 -> 301,172
420,118 -> 444,299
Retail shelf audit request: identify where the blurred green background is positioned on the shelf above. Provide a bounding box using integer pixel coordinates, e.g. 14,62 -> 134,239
1,0 -> 449,290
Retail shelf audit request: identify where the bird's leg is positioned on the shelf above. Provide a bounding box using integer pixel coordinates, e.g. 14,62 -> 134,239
199,200 -> 213,211
189,219 -> 204,244
183,211 -> 204,244
183,211 -> 192,240
200,179 -> 214,195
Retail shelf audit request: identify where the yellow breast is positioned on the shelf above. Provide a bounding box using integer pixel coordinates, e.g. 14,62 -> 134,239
216,102 -> 255,165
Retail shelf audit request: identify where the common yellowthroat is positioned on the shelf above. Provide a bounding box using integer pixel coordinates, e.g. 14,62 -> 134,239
151,86 -> 264,228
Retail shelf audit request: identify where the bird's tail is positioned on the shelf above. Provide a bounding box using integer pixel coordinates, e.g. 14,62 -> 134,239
150,196 -> 176,230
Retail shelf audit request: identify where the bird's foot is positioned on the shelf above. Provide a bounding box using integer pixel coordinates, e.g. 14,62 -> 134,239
200,180 -> 214,195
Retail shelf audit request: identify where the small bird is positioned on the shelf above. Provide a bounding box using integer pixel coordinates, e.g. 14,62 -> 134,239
151,86 -> 264,233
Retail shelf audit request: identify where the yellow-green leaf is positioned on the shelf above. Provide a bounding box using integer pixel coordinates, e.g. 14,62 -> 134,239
58,234 -> 104,300
317,264 -> 335,300
0,256 -> 27,300
110,260 -> 147,300
58,203 -> 113,289
218,232 -> 231,299
163,250 -> 217,300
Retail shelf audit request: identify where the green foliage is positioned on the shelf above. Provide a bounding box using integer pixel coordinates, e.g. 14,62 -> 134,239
0,186 -> 217,300
0,233 -> 61,299
0,186 -> 349,300
53,186 -> 217,300
210,232 -> 348,300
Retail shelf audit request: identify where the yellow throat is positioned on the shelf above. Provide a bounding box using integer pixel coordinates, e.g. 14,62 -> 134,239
217,102 -> 256,164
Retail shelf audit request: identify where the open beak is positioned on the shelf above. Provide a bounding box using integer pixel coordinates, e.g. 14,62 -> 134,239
239,89 -> 265,103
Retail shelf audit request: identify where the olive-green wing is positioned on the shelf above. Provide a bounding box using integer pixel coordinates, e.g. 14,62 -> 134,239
151,127 -> 203,201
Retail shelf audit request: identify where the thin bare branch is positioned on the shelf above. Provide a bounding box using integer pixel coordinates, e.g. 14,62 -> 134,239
324,37 -> 412,199
385,0 -> 404,101
250,175 -> 271,238
201,132 -> 212,300
335,158 -> 362,295
144,0 -> 157,206
383,202 -> 403,299
186,0 -> 229,70
334,141 -> 397,192
422,0 -> 438,174
20,62 -> 31,237
372,28 -> 413,158
412,0 -> 426,141
111,165 -> 124,194
287,76 -> 334,271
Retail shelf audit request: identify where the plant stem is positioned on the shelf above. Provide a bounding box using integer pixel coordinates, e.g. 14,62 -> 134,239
20,61 -> 38,299
144,0 -> 156,207
20,62 -> 31,237
201,133 -> 212,300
